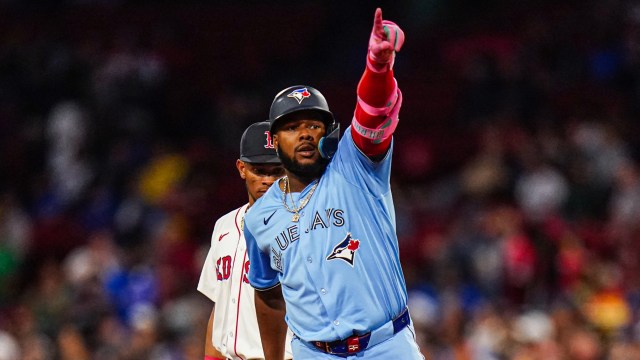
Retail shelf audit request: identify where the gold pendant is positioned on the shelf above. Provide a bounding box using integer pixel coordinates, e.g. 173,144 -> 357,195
292,213 -> 300,222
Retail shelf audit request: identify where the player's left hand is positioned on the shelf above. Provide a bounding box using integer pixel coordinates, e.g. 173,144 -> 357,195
368,8 -> 405,69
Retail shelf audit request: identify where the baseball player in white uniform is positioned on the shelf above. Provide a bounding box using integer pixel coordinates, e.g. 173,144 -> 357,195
198,121 -> 293,360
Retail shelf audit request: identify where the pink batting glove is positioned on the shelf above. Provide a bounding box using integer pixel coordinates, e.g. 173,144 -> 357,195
368,8 -> 405,72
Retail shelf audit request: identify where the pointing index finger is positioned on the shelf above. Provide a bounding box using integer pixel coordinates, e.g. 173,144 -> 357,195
374,8 -> 386,39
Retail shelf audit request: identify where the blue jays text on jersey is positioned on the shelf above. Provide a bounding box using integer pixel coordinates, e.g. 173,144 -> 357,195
244,128 -> 408,343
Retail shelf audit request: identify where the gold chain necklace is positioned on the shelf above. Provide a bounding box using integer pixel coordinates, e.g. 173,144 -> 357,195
240,205 -> 247,231
281,176 -> 319,222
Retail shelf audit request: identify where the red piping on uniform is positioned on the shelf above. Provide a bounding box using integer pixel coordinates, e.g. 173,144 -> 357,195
230,206 -> 246,360
234,250 -> 248,360
229,207 -> 242,283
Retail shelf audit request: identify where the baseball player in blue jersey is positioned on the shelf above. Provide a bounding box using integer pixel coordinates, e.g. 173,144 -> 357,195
243,8 -> 425,360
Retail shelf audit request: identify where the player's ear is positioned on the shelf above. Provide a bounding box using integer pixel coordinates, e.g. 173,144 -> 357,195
236,160 -> 247,180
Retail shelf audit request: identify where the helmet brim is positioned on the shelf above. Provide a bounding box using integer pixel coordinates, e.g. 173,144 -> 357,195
270,107 -> 335,134
240,154 -> 281,164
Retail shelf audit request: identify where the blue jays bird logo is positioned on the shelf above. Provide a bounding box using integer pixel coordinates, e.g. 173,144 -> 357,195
287,88 -> 311,104
326,233 -> 360,266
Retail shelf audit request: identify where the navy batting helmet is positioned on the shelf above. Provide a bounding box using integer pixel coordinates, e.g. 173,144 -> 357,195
269,85 -> 340,159
239,121 -> 280,164
268,85 -> 335,134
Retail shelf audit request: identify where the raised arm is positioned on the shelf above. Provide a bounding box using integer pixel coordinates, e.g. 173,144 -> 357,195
255,285 -> 288,360
351,8 -> 405,159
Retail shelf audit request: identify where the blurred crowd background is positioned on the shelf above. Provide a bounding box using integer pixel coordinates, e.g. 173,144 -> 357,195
1,0 -> 640,359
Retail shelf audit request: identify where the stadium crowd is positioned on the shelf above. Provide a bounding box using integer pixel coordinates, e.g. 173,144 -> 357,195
1,1 -> 640,359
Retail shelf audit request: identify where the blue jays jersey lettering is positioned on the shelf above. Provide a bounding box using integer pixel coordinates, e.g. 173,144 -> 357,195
244,128 -> 407,342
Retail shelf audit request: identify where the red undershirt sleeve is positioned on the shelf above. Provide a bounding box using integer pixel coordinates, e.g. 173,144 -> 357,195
351,66 -> 397,157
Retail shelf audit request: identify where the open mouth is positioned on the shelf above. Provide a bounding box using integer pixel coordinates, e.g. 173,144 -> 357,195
296,143 -> 316,157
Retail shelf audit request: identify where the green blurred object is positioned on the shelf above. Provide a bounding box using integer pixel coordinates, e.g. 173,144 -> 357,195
0,244 -> 18,302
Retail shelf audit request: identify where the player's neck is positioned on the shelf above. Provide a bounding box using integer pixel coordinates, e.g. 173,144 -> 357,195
284,171 -> 317,193
247,192 -> 257,209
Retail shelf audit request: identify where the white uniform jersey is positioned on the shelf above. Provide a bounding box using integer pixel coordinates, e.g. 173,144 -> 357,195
198,204 -> 293,360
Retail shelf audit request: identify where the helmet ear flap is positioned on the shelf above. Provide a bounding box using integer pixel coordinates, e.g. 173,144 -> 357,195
318,122 -> 340,160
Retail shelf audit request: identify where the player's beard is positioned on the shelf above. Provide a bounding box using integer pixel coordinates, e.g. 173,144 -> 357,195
277,143 -> 328,181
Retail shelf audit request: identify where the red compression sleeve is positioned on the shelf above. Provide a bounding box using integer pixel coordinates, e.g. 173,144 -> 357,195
352,66 -> 396,157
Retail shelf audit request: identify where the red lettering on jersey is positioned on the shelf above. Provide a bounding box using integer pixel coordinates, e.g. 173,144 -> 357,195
216,258 -> 223,280
216,255 -> 232,281
243,260 -> 250,284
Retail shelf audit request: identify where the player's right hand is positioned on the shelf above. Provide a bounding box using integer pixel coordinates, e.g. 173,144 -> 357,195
368,8 -> 405,70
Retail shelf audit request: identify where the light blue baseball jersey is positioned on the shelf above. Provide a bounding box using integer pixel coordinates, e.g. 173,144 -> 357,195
244,127 -> 407,342
244,127 -> 407,341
